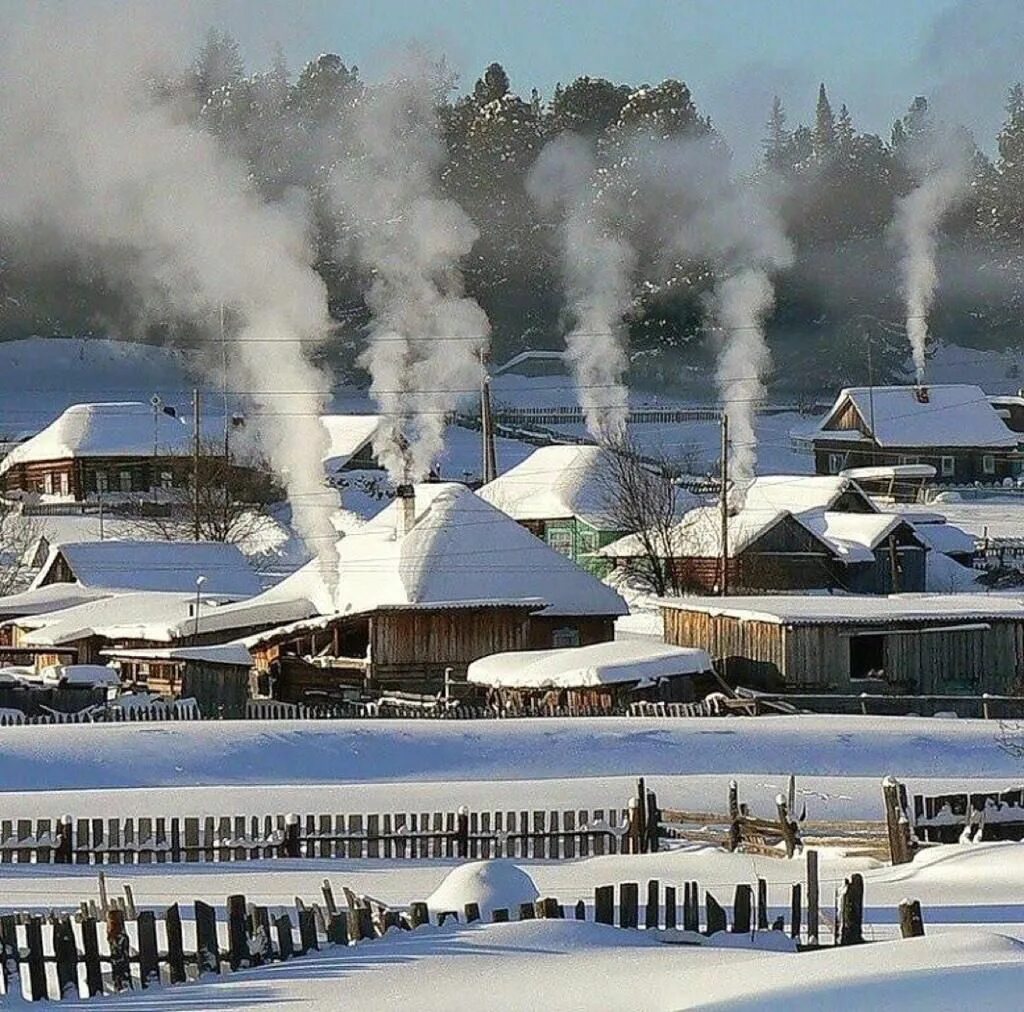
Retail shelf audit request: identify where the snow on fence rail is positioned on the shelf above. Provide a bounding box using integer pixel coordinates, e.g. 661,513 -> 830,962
0,861 -> 923,1001
0,804 -> 639,866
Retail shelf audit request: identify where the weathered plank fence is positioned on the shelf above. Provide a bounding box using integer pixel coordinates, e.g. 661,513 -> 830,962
0,863 -> 925,1001
912,783 -> 1024,843
0,804 -> 639,865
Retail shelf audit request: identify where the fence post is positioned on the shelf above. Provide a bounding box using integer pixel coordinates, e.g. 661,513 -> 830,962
275,913 -> 295,959
456,806 -> 470,859
80,916 -> 103,996
24,916 -> 47,1001
806,850 -> 819,945
898,899 -> 925,938
645,880 -> 660,929
464,902 -> 481,923
409,902 -> 429,929
776,794 -> 799,858
837,873 -> 865,946
882,776 -> 913,865
619,882 -> 639,929
664,885 -> 677,930
757,878 -> 769,930
106,908 -> 132,991
492,908 -> 509,922
517,902 -> 535,921
137,910 -> 160,987
298,908 -> 319,953
683,882 -> 699,932
228,894 -> 250,970
646,789 -> 660,853
165,904 -> 187,984
0,914 -> 18,999
732,884 -> 752,934
574,899 -> 587,921
283,814 -> 301,859
727,780 -> 741,851
790,883 -> 802,940
705,891 -> 727,935
594,885 -> 614,925
54,915 -> 78,998
55,814 -> 72,864
195,900 -> 221,974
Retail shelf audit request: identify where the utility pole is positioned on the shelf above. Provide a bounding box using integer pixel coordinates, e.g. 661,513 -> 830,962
192,388 -> 201,542
719,412 -> 729,597
480,365 -> 497,485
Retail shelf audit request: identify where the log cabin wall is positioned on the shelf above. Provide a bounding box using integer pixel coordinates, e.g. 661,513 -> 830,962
526,615 -> 615,650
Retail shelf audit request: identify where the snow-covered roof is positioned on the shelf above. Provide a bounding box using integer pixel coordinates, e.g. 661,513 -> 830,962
817,385 -> 1018,449
910,521 -> 978,557
0,582 -> 110,618
466,640 -> 712,688
30,540 -> 262,596
104,642 -> 253,667
800,511 -> 913,561
601,507 -> 825,560
41,663 -> 121,687
320,414 -> 383,473
477,445 -> 633,528
839,464 -> 937,481
659,592 -> 1024,626
18,591 -> 241,646
237,482 -> 628,620
0,401 -> 201,474
741,475 -> 877,515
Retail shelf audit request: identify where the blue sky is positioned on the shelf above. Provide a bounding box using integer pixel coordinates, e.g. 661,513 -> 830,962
204,0 -> 1022,164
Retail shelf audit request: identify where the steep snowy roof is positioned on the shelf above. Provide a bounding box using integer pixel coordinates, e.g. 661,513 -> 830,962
0,401 -> 201,473
477,445 -> 615,528
659,592 -> 1024,625
466,641 -> 712,688
248,482 -> 628,619
910,521 -> 977,556
320,414 -> 383,472
742,475 -> 877,515
817,385 -> 1018,449
30,540 -> 262,596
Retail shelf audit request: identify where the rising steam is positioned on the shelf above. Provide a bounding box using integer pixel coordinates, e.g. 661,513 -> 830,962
0,13 -> 341,594
527,134 -> 636,442
893,150 -> 972,383
331,72 -> 490,482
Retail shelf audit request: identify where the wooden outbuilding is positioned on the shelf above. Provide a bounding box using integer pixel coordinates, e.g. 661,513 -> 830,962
660,594 -> 1024,694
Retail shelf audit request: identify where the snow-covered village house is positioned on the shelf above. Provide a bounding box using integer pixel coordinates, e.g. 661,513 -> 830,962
235,483 -> 628,700
0,401 -> 228,501
477,445 -> 689,577
660,594 -> 1024,695
810,385 -> 1021,484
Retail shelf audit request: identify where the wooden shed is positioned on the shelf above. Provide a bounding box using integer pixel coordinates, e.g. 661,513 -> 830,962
660,594 -> 1024,695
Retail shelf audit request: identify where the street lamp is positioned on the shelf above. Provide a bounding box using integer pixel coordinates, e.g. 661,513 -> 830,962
193,575 -> 207,644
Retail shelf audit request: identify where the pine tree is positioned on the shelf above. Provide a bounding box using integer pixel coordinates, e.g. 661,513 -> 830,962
813,83 -> 836,156
762,95 -> 791,171
473,63 -> 510,104
994,83 -> 1024,237
836,103 -> 854,150
189,29 -> 244,106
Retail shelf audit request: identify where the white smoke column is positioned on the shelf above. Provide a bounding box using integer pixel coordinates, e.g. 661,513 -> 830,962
0,12 -> 341,594
894,162 -> 971,383
528,135 -> 636,442
331,73 -> 490,482
711,269 -> 777,490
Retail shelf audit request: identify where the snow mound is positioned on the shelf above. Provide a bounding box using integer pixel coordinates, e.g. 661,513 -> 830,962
427,860 -> 539,918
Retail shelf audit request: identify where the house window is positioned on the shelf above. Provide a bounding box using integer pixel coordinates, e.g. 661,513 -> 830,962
941,456 -> 955,477
899,455 -> 920,465
552,627 -> 580,648
95,471 -> 108,494
548,528 -> 574,557
58,472 -> 69,496
160,471 -> 173,489
983,454 -> 996,475
578,529 -> 599,554
119,470 -> 132,492
42,473 -> 53,495
828,452 -> 846,474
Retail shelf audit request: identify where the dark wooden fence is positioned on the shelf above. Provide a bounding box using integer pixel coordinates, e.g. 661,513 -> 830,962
0,804 -> 638,866
0,863 -> 925,1001
912,783 -> 1024,843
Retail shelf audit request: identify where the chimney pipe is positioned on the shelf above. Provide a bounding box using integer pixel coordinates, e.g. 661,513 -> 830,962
396,483 -> 415,537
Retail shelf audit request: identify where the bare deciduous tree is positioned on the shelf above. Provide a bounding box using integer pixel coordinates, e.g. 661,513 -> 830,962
0,500 -> 41,596
598,438 -> 691,597
129,440 -> 284,547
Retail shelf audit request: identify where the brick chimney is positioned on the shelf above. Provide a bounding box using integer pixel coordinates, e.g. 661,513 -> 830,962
396,483 -> 416,537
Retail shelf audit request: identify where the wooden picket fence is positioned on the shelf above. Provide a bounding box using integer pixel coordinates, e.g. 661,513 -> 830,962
0,700 -> 202,726
0,803 -> 639,866
0,862 -> 927,1001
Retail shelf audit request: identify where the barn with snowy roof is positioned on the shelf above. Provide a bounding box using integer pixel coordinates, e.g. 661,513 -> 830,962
240,482 -> 628,699
811,385 -> 1021,483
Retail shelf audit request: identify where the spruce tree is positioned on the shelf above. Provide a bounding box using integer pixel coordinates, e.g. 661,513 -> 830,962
813,83 -> 836,156
763,95 -> 791,171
